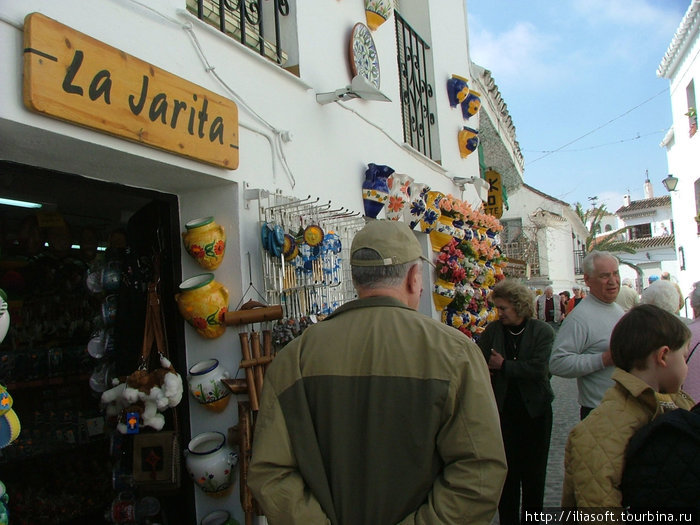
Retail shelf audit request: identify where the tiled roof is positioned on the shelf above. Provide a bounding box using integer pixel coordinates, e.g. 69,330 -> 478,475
521,183 -> 571,207
615,196 -> 671,214
657,0 -> 700,78
606,235 -> 675,251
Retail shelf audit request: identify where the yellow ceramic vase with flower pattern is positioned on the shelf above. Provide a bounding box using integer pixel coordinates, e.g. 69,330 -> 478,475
175,274 -> 228,339
182,217 -> 226,271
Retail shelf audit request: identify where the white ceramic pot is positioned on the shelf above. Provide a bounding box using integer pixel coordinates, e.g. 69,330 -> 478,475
201,509 -> 240,525
185,431 -> 238,497
187,359 -> 231,412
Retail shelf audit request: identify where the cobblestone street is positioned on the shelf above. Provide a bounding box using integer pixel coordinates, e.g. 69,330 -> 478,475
492,375 -> 580,525
544,375 -> 580,507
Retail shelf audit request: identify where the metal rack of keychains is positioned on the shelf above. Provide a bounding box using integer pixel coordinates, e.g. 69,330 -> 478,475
257,194 -> 365,349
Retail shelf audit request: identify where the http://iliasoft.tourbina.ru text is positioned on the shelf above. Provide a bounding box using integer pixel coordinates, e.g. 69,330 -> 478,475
524,509 -> 696,523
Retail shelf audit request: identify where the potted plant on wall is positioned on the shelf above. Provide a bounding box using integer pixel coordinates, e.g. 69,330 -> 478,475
685,107 -> 697,137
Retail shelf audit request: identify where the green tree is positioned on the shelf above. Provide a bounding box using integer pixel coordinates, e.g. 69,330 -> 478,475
574,203 -> 644,283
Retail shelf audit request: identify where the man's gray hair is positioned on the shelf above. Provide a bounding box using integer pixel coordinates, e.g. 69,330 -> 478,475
582,250 -> 618,276
641,280 -> 682,315
690,281 -> 700,310
351,248 -> 421,289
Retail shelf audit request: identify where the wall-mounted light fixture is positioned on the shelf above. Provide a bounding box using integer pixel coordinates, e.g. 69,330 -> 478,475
662,174 -> 679,192
452,175 -> 490,202
316,75 -> 391,105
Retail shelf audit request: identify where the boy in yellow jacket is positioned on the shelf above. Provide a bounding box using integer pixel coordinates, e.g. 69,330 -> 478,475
562,304 -> 695,513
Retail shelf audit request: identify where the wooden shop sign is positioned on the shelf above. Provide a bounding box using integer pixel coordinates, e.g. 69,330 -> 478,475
484,169 -> 503,218
22,12 -> 239,169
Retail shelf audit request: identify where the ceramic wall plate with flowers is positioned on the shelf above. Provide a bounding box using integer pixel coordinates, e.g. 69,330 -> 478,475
385,173 -> 413,221
349,23 -> 380,89
404,182 -> 430,229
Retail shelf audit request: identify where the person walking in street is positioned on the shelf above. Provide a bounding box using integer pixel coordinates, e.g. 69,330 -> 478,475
478,279 -> 555,525
248,219 -> 507,525
661,271 -> 685,313
561,304 -> 695,513
535,285 -> 563,330
641,279 -> 688,319
684,281 -> 700,400
615,278 -> 639,312
549,251 -> 624,419
565,285 -> 584,314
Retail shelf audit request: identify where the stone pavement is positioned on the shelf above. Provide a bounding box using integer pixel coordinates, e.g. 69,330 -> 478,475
492,375 -> 581,524
544,375 -> 580,507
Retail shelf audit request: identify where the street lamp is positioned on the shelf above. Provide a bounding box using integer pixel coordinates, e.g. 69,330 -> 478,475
662,174 -> 679,192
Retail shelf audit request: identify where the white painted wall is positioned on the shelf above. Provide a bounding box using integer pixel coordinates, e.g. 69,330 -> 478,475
501,185 -> 588,292
660,5 -> 700,307
0,0 -> 497,521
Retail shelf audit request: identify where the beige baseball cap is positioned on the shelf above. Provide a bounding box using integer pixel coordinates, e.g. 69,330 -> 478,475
350,219 -> 430,267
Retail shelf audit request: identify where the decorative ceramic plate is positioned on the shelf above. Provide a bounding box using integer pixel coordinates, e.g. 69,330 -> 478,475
261,222 -> 273,252
349,23 -> 380,89
283,234 -> 296,257
303,225 -> 325,247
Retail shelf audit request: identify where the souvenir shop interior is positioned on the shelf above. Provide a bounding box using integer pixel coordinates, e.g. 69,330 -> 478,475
0,160 -> 193,524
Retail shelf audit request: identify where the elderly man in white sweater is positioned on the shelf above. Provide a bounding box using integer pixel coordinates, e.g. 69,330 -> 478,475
549,251 -> 625,419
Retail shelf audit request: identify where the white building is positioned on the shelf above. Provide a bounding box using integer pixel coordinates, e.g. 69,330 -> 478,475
499,183 -> 589,293
657,0 -> 700,306
0,1 -> 517,522
614,191 -> 676,292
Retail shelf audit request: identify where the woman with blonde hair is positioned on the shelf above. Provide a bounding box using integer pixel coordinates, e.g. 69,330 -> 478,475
478,279 -> 556,525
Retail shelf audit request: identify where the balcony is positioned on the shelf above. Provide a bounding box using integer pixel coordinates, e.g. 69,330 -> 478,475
395,12 -> 437,161
187,0 -> 290,65
573,249 -> 585,275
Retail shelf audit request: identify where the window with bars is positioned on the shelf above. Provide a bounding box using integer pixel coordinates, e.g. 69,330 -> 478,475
394,11 -> 437,161
503,237 -> 540,277
186,0 -> 291,66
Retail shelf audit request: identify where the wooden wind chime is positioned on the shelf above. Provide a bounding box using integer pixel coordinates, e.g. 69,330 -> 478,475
222,299 -> 283,525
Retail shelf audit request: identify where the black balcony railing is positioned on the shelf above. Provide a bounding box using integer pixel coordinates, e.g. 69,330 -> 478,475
187,0 -> 289,64
573,249 -> 585,275
395,12 -> 436,160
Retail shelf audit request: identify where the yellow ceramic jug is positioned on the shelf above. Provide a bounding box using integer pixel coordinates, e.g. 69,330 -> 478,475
175,274 -> 228,339
182,217 -> 226,271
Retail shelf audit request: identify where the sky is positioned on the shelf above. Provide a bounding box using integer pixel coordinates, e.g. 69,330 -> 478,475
466,0 -> 691,213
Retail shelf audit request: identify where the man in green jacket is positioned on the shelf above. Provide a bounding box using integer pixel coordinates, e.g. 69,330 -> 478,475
248,220 -> 506,525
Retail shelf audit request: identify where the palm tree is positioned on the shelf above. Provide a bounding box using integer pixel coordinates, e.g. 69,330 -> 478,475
574,202 -> 643,283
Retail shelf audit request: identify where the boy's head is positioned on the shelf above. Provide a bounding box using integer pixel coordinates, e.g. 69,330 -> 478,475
611,304 -> 691,392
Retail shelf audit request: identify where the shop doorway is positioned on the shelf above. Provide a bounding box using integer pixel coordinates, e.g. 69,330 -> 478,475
0,161 -> 193,524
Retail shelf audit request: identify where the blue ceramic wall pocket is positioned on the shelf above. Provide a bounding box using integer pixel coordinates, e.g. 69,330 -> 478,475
362,163 -> 394,218
462,89 -> 481,120
447,74 -> 470,108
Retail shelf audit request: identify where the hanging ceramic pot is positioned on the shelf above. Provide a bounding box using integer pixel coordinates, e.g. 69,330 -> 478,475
447,74 -> 469,108
433,278 -> 456,311
187,359 -> 232,413
0,292 -> 9,346
185,431 -> 238,497
429,215 -> 464,252
385,172 -> 414,221
362,163 -> 394,218
182,217 -> 226,271
175,274 -> 229,339
201,509 -> 240,525
365,0 -> 393,31
419,190 -> 444,233
458,126 -> 479,158
101,259 -> 123,292
404,182 -> 430,229
461,89 -> 482,120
